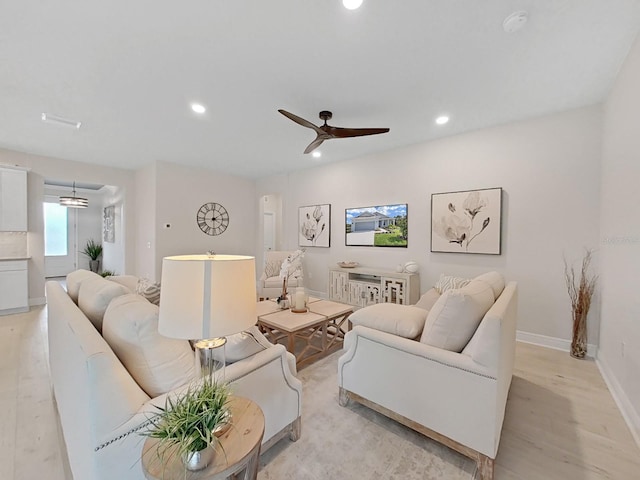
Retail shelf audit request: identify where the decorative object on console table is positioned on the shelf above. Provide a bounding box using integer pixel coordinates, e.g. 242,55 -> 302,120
564,249 -> 597,359
299,204 -> 331,247
345,204 -> 408,247
158,254 -> 257,380
82,238 -> 102,273
103,205 -> 115,243
431,187 -> 502,255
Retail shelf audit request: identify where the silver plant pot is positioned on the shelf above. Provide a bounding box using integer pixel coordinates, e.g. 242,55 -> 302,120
182,447 -> 214,471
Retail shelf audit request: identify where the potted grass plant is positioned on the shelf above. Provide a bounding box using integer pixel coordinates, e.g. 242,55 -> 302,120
82,239 -> 103,273
143,378 -> 231,472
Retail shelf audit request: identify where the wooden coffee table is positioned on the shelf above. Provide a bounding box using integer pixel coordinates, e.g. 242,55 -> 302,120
257,299 -> 353,369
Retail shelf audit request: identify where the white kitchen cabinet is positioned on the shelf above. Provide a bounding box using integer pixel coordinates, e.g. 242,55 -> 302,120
0,168 -> 28,231
329,266 -> 420,307
0,260 -> 29,314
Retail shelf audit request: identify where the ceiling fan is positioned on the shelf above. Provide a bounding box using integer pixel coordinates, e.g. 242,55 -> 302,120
278,109 -> 390,154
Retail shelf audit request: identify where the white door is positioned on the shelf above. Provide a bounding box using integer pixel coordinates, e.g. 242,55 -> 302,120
263,212 -> 275,251
44,198 -> 77,277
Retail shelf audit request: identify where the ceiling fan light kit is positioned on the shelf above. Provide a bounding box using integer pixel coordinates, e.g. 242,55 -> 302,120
278,109 -> 390,154
343,0 -> 363,10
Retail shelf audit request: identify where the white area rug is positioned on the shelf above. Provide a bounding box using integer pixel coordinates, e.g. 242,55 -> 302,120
258,351 -> 476,479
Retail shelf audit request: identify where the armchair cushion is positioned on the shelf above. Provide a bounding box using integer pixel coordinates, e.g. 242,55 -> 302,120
349,303 -> 429,339
473,271 -> 505,300
414,288 -> 441,311
420,279 -> 494,352
102,294 -> 195,397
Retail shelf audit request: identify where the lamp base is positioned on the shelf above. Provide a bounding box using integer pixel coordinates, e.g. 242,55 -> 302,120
194,337 -> 227,381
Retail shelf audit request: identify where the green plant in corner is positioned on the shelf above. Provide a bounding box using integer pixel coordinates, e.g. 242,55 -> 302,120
142,377 -> 231,471
82,239 -> 103,260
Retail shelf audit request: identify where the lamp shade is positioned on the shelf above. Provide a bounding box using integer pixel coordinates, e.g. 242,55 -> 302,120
158,255 -> 257,339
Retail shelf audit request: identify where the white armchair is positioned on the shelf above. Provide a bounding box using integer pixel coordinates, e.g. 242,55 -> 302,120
259,250 -> 304,299
338,274 -> 518,480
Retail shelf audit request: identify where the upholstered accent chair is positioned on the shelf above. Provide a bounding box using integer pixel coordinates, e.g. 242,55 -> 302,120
259,250 -> 303,299
338,272 -> 518,480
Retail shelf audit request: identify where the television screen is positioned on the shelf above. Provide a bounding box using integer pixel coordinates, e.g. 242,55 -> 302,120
345,204 -> 408,247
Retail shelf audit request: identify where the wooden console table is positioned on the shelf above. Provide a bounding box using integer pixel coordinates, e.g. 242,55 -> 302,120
328,266 -> 420,307
141,396 -> 264,480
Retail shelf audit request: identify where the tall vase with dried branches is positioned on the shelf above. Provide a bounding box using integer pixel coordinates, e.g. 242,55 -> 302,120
564,250 -> 597,359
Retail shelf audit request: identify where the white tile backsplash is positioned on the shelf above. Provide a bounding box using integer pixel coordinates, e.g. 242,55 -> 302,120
0,232 -> 28,257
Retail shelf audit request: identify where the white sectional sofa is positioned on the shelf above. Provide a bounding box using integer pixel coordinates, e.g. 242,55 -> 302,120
46,270 -> 302,480
338,272 -> 518,480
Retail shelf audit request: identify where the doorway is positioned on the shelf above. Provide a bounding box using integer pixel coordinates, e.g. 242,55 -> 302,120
43,196 -> 77,277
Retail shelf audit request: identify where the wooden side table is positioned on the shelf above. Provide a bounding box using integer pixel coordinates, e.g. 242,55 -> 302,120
141,396 -> 265,480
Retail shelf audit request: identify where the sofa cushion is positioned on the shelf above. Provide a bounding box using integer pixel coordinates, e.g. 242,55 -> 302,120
102,294 -> 195,398
420,279 -> 495,352
434,273 -> 471,294
414,288 -> 441,311
473,271 -> 505,300
349,303 -> 429,339
66,269 -> 101,303
107,274 -> 139,292
78,277 -> 131,332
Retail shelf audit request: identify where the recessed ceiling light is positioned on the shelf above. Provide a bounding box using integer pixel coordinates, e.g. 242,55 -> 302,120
435,115 -> 450,125
343,0 -> 363,10
41,113 -> 81,129
312,151 -> 322,158
191,103 -> 206,114
503,11 -> 528,33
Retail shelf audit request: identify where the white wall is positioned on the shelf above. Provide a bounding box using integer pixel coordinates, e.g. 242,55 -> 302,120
257,105 -> 603,344
599,33 -> 640,443
135,162 -> 157,280
0,148 -> 136,301
153,161 -> 257,281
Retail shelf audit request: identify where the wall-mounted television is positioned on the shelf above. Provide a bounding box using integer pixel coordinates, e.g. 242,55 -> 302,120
345,204 -> 408,247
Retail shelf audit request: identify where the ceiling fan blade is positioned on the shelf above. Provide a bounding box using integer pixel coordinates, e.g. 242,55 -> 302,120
278,109 -> 324,134
326,127 -> 390,139
303,136 -> 326,154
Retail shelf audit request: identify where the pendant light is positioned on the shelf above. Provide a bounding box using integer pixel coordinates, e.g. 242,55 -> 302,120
59,182 -> 88,208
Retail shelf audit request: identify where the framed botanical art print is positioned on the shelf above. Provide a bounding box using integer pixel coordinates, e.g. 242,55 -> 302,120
299,204 -> 331,247
431,187 -> 502,255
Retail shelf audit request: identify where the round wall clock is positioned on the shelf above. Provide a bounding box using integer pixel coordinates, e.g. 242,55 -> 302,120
196,202 -> 229,236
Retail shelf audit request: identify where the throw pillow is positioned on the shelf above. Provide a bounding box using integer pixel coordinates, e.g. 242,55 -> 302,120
103,294 -> 195,398
349,303 -> 429,339
264,260 -> 282,279
420,279 -> 495,352
136,278 -> 161,305
434,274 -> 471,294
212,327 -> 267,364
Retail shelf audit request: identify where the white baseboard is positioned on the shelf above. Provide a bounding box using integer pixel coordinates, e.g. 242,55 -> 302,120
29,297 -> 46,306
307,289 -> 328,300
596,354 -> 640,449
516,330 -> 597,358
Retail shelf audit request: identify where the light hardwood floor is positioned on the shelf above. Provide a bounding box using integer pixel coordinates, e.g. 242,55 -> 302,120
1,306 -> 638,479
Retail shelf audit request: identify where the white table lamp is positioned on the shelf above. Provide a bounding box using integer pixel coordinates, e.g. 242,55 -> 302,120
158,254 -> 257,381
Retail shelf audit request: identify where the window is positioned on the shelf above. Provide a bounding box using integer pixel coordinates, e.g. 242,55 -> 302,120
44,202 -> 68,256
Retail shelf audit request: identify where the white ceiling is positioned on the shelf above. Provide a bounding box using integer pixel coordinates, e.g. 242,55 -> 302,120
1,1 -> 639,179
